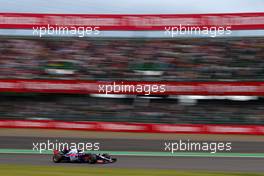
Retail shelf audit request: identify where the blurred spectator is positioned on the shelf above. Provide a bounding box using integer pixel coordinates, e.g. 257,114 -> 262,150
0,94 -> 263,125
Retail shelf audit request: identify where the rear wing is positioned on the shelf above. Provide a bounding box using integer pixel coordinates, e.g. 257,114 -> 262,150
53,150 -> 59,155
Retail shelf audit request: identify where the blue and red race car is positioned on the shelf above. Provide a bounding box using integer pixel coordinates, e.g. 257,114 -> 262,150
52,149 -> 117,164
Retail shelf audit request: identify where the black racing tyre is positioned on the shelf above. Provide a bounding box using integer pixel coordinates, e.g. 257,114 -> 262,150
52,154 -> 62,163
111,158 -> 117,163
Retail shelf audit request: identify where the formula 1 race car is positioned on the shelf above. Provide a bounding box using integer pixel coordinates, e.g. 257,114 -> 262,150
52,149 -> 117,164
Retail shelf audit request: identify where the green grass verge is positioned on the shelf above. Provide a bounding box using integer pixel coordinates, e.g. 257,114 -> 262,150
0,164 -> 263,176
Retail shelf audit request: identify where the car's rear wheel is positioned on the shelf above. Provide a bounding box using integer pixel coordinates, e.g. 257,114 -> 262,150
52,154 -> 62,163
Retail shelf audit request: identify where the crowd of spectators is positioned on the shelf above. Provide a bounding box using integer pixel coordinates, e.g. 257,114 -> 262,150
0,94 -> 263,125
1,37 -> 263,125
0,37 -> 263,81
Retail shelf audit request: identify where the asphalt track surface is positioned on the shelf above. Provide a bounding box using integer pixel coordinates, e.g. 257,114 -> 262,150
1,136 -> 264,172
0,154 -> 264,172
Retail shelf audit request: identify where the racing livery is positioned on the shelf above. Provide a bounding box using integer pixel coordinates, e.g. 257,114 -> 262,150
52,149 -> 117,164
